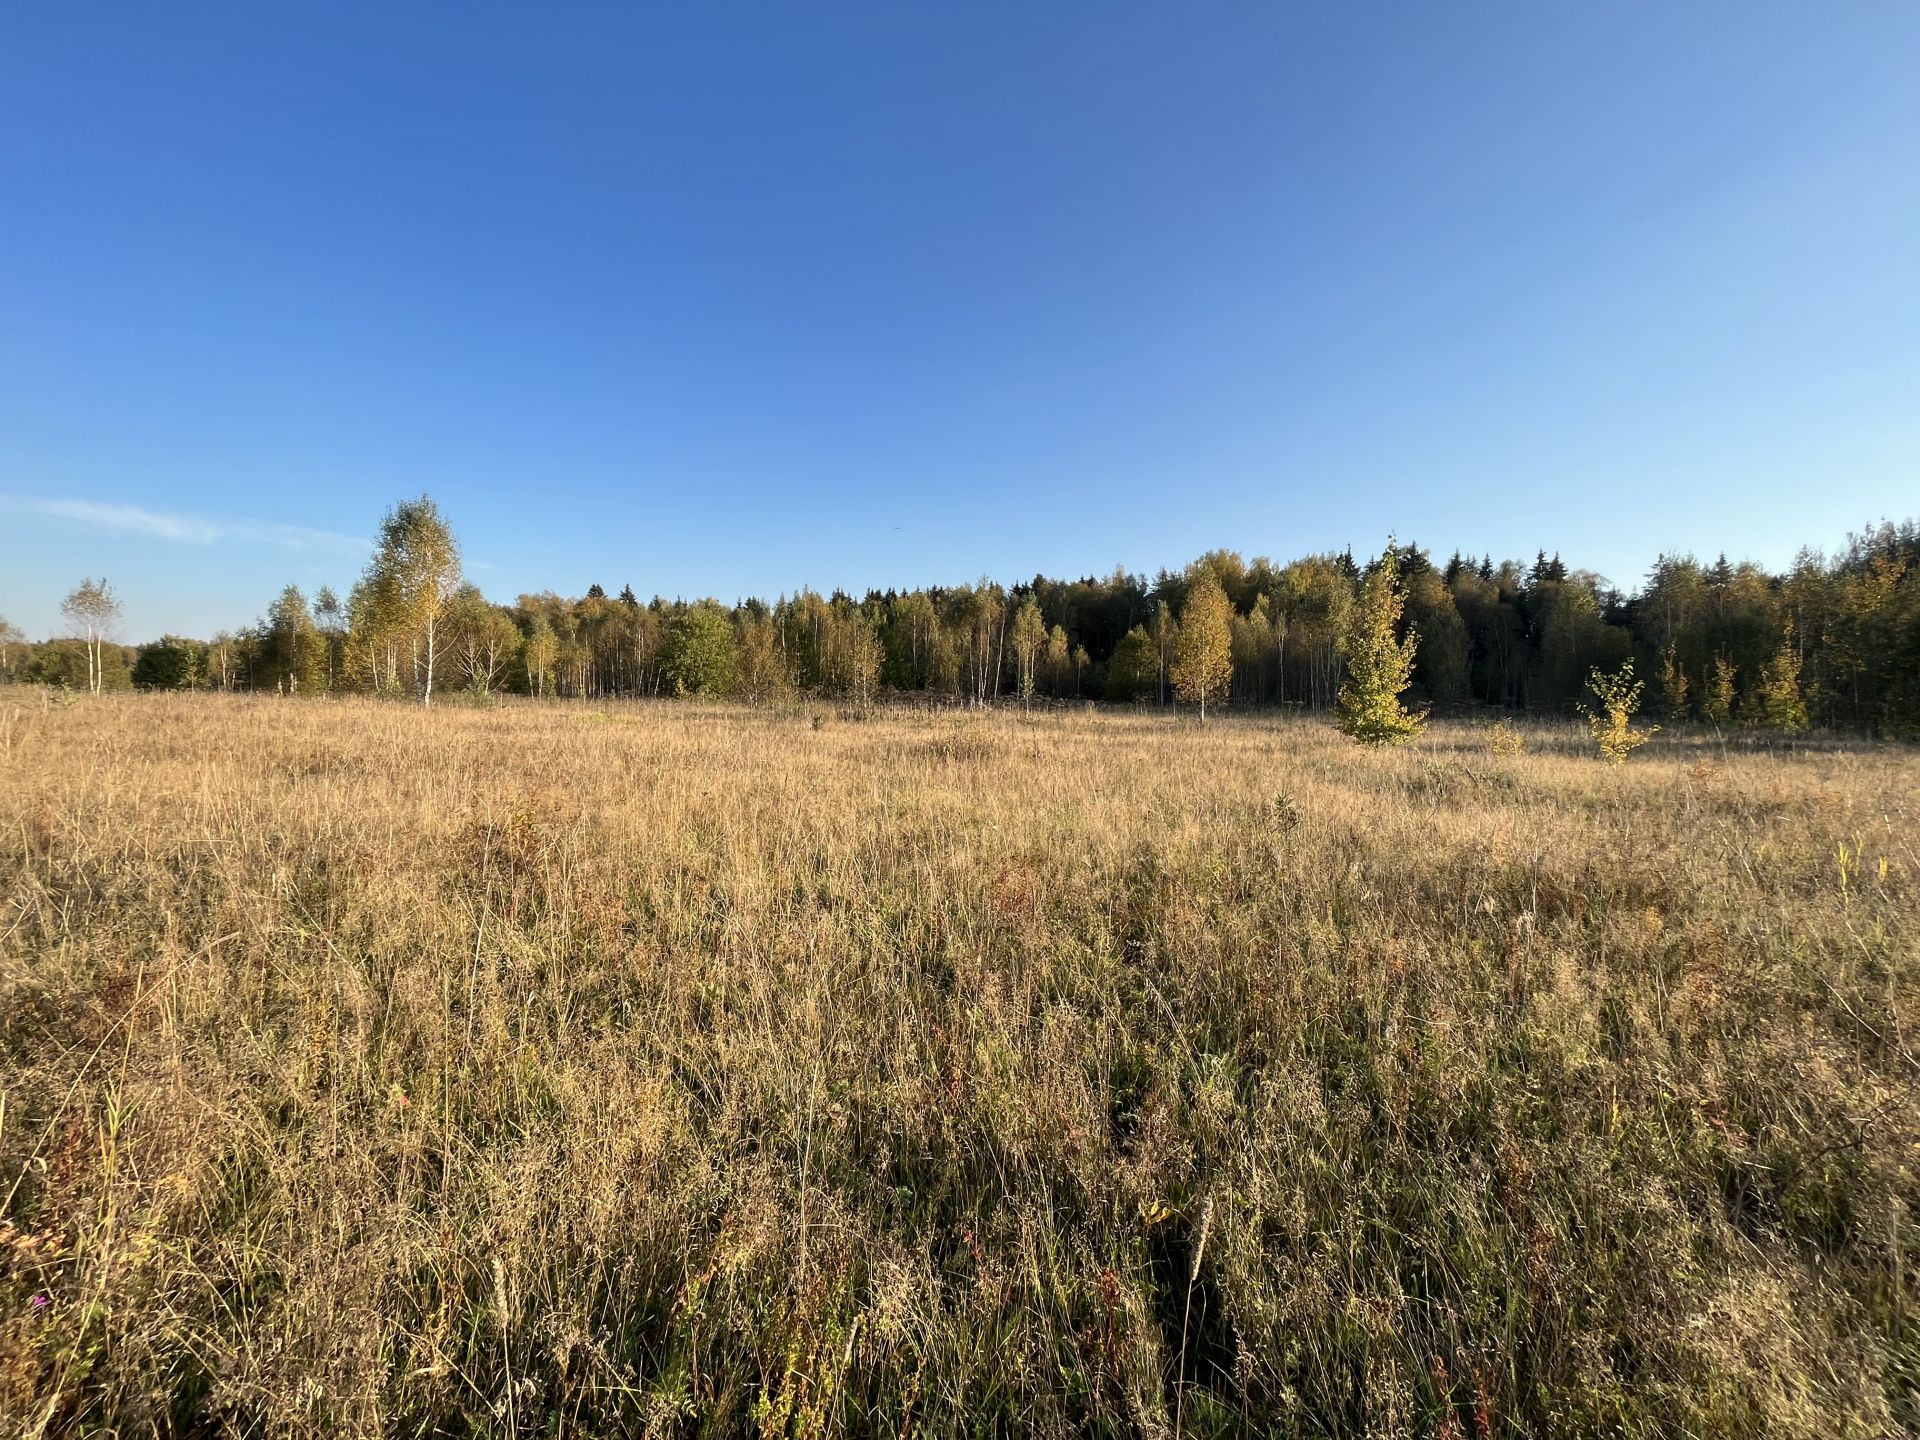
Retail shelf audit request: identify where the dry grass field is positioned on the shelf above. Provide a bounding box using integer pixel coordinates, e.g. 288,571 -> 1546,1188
2,692 -> 1916,1437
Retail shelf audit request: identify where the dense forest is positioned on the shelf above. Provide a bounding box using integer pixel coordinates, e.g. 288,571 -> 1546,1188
6,504 -> 1918,737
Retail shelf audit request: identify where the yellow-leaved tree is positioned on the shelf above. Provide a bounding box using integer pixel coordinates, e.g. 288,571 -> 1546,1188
1010,599 -> 1046,712
1172,572 -> 1234,722
1702,655 -> 1736,724
1336,545 -> 1427,745
1751,620 -> 1809,732
1657,645 -> 1690,723
1583,661 -> 1658,763
361,496 -> 462,707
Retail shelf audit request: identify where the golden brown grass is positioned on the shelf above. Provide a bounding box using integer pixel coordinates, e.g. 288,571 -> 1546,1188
2,693 -> 1917,1436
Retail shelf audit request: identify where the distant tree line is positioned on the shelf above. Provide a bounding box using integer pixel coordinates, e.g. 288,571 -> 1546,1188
5,501 -> 1917,737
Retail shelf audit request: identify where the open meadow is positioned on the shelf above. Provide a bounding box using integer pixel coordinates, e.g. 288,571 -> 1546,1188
2,692 -> 1917,1437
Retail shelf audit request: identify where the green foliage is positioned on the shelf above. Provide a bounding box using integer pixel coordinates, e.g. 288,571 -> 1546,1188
660,602 -> 737,697
1336,545 -> 1427,745
1010,599 -> 1045,709
1105,625 -> 1158,701
1702,654 -> 1737,724
132,636 -> 206,690
1527,570 -> 1631,708
1485,717 -> 1524,756
0,615 -> 25,682
1583,661 -> 1658,763
1042,624 -> 1071,697
819,599 -> 881,705
363,495 -> 462,704
261,584 -> 325,694
60,577 -> 123,695
1171,571 -> 1234,719
1750,621 -> 1810,732
23,638 -> 133,691
1658,645 -> 1691,722
1151,600 -> 1176,704
60,577 -> 119,635
445,586 -> 521,695
521,615 -> 559,698
72,496 -> 1920,733
733,614 -> 793,705
1402,563 -> 1470,704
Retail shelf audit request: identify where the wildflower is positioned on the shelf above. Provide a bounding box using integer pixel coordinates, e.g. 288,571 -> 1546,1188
29,1293 -> 51,1313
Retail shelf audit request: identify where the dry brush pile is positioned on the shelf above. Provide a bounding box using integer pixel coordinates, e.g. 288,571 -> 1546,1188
2,693 -> 1916,1437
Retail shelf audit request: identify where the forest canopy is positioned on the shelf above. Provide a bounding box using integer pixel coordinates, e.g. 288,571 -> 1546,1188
8,505 -> 1918,737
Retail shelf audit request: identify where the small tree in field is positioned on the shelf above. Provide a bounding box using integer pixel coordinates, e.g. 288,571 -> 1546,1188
1336,546 -> 1426,745
1657,645 -> 1690,723
1583,661 -> 1658,764
1485,718 -> 1524,757
133,636 -> 205,690
61,578 -> 122,695
660,603 -> 737,697
1752,621 -> 1809,732
1010,600 -> 1045,713
1105,625 -> 1157,702
1172,572 -> 1233,722
1702,655 -> 1736,724
364,497 -> 461,706
0,616 -> 23,681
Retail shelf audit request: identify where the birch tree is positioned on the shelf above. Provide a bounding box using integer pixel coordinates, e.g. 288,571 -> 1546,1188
1010,599 -> 1045,712
1335,545 -> 1426,745
314,585 -> 344,692
523,616 -> 559,698
1152,601 -> 1175,707
364,497 -> 461,706
1172,572 -> 1234,722
61,578 -> 121,695
449,587 -> 520,694
0,616 -> 22,682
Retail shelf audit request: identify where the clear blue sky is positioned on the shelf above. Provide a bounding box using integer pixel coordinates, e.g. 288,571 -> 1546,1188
3,4 -> 1917,641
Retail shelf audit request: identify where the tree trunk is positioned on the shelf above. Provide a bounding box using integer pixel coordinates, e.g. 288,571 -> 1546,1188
421,616 -> 436,707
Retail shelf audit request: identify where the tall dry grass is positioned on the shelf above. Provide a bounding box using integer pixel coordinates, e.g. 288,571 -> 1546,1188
1,693 -> 1916,1436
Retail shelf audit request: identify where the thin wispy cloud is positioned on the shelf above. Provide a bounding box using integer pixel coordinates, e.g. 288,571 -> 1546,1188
3,495 -> 368,556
